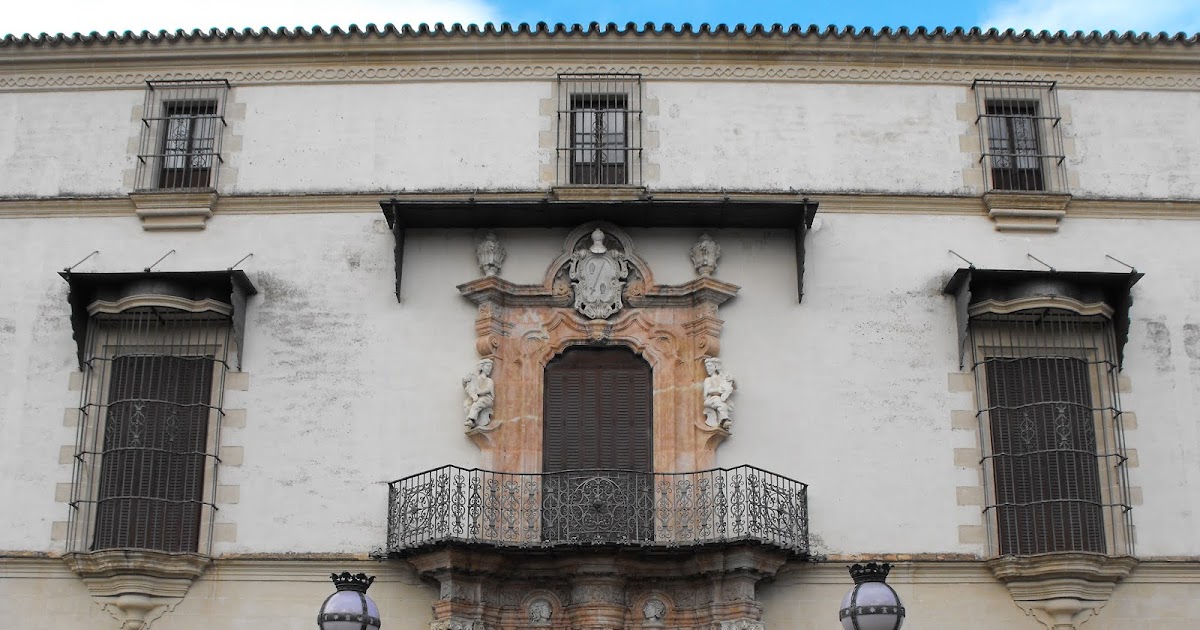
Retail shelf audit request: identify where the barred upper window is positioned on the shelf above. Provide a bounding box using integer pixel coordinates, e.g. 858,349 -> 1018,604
135,80 -> 229,191
557,74 -> 642,186
973,80 -> 1067,194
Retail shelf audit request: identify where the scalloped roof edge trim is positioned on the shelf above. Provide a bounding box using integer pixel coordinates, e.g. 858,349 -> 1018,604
2,23 -> 1198,48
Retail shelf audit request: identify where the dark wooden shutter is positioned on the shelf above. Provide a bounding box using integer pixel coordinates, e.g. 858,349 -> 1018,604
94,354 -> 213,552
985,356 -> 1104,554
543,346 -> 652,472
542,347 -> 654,542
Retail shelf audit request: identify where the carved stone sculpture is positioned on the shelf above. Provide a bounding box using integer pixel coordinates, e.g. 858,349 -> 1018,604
690,233 -> 721,276
568,229 -> 630,320
528,598 -> 552,624
527,599 -> 551,624
463,359 -> 495,429
643,598 -> 667,624
476,231 -> 505,277
702,357 -> 735,429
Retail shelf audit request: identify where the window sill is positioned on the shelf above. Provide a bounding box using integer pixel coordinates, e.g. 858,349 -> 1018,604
63,549 -> 211,629
129,190 -> 218,231
982,191 -> 1071,233
988,553 -> 1138,628
552,185 -> 647,202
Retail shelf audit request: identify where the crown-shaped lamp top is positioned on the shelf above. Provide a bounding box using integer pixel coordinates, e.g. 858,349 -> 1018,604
330,571 -> 376,592
848,562 -> 892,585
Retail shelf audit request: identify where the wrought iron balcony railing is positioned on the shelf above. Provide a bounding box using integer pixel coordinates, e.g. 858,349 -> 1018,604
386,465 -> 809,556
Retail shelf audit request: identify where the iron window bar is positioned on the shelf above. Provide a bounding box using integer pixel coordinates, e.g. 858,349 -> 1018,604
135,79 -> 230,191
972,79 -> 1067,194
556,73 -> 643,186
386,465 -> 809,556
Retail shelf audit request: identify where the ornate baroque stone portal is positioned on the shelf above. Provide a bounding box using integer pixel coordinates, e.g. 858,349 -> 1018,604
403,224 -> 792,630
456,222 -> 740,473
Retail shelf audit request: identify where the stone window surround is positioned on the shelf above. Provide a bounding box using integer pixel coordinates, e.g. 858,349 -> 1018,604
55,292 -> 249,630
539,75 -> 660,192
122,80 -> 246,231
957,82 -> 1077,233
948,293 -> 1140,630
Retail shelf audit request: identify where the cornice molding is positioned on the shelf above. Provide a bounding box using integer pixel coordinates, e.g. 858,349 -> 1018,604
3,60 -> 1199,92
2,192 -> 1199,220
5,553 -> 1199,582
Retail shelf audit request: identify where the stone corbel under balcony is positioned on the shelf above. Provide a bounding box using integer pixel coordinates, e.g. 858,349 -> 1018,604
63,550 -> 210,630
983,192 -> 1071,233
988,553 -> 1138,629
130,191 -> 218,231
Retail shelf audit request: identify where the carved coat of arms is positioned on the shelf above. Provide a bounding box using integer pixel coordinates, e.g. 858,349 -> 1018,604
568,229 -> 630,320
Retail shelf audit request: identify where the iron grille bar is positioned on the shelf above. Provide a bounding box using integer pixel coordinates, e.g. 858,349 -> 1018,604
556,73 -> 643,186
386,465 -> 808,555
968,310 -> 1133,557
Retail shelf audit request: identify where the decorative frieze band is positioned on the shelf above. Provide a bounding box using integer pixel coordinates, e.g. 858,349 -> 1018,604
3,63 -> 1198,91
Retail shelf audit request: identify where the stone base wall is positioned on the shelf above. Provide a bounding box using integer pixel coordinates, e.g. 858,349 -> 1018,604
4,556 -> 1199,629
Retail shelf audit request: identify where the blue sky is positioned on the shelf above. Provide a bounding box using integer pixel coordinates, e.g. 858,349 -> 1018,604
6,0 -> 1200,39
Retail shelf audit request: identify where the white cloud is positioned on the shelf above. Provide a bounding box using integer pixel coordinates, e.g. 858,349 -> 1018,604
5,0 -> 499,37
982,0 -> 1200,34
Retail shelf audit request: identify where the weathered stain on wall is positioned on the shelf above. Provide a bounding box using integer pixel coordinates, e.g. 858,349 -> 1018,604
1143,319 -> 1174,373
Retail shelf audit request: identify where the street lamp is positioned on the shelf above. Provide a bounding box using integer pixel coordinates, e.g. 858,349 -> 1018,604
839,562 -> 905,630
318,572 -> 381,630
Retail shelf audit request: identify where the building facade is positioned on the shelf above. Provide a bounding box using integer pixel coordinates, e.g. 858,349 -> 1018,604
1,23 -> 1199,629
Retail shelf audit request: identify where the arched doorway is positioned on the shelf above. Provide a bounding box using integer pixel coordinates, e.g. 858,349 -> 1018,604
542,346 -> 653,541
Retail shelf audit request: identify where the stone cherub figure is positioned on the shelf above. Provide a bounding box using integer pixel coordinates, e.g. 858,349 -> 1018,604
462,358 -> 495,429
702,357 -> 735,429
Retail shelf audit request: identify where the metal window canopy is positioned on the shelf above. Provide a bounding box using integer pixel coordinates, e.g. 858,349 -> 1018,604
59,270 -> 257,370
380,195 -> 819,302
943,268 -> 1143,368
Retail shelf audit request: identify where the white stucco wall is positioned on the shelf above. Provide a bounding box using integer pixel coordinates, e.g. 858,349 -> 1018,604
1063,88 -> 1200,199
3,80 -> 1200,199
1,210 -> 1198,557
0,90 -> 137,197
231,81 -> 547,193
650,82 -> 970,193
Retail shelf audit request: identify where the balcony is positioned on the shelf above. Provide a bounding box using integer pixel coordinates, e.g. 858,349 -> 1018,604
386,465 -> 809,556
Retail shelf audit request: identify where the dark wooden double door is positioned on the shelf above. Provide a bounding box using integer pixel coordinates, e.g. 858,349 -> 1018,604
542,347 -> 653,542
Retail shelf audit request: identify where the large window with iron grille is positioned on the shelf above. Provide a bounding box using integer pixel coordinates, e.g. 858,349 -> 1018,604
973,80 -> 1067,193
968,310 -> 1132,556
67,304 -> 233,555
135,80 -> 229,190
557,73 -> 642,186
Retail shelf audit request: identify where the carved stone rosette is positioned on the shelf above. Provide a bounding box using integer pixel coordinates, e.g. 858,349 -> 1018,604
457,222 -> 740,472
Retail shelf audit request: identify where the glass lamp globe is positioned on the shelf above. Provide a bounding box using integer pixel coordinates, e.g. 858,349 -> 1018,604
318,572 -> 381,630
839,562 -> 905,630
